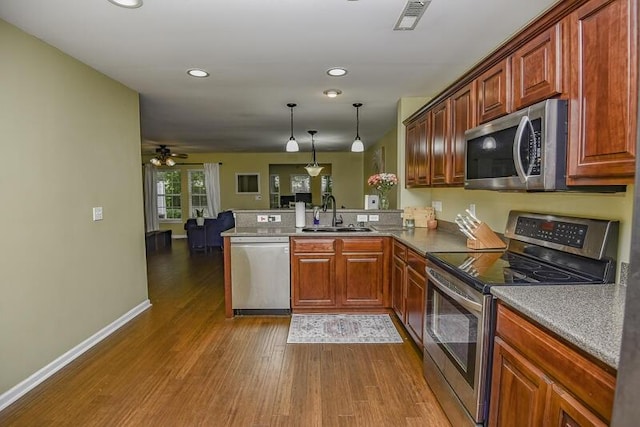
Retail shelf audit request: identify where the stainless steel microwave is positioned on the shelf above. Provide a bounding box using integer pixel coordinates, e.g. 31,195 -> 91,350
464,99 -> 568,191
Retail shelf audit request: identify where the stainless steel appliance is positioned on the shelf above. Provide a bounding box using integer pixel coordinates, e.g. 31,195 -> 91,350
423,211 -> 618,426
464,99 -> 567,191
230,236 -> 291,314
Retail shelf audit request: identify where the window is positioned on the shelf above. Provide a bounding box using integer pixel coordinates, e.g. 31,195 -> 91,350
236,173 -> 260,194
189,170 -> 208,217
157,170 -> 182,220
321,175 -> 333,195
290,175 -> 310,194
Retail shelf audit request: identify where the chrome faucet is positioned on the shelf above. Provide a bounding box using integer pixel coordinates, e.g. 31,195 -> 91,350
322,194 -> 343,227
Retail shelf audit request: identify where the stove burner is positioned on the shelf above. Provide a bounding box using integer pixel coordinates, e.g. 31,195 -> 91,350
532,270 -> 572,281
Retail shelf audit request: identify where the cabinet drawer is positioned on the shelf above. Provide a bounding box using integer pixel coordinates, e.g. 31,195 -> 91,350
407,249 -> 426,274
495,304 -> 615,423
342,237 -> 385,253
393,240 -> 407,261
291,238 -> 336,253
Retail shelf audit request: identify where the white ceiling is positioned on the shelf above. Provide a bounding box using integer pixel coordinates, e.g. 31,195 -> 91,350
0,0 -> 560,154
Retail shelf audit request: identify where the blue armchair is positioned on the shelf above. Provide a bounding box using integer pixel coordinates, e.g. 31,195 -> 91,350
184,210 -> 235,252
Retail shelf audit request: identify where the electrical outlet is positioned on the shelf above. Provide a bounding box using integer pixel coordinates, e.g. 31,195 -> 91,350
432,201 -> 442,212
255,195 -> 262,201
368,214 -> 379,222
356,214 -> 368,222
268,215 -> 281,222
257,215 -> 268,223
92,207 -> 103,221
469,204 -> 476,216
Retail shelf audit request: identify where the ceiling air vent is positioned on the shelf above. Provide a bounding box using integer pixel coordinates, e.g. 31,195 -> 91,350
394,1 -> 431,31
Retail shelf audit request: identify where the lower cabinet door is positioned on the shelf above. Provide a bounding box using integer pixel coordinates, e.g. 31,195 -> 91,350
547,384 -> 607,427
391,256 -> 406,321
291,254 -> 337,308
341,253 -> 385,307
489,337 -> 550,427
405,266 -> 425,346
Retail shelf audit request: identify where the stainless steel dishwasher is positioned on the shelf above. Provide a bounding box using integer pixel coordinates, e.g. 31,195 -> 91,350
229,236 -> 291,314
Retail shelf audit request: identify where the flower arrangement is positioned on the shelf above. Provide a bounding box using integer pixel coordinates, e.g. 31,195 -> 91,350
367,173 -> 397,209
367,173 -> 398,193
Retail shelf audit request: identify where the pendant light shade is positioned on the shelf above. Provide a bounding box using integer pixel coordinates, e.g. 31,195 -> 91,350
351,103 -> 365,152
285,103 -> 299,152
304,130 -> 323,177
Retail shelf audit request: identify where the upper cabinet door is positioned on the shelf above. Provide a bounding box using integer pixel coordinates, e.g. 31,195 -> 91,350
405,121 -> 418,188
512,24 -> 564,110
416,115 -> 430,186
566,0 -> 637,185
477,58 -> 511,123
430,100 -> 450,186
450,82 -> 477,185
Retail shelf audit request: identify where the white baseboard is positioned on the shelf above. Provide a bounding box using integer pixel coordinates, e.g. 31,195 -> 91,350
172,234 -> 187,239
0,299 -> 152,413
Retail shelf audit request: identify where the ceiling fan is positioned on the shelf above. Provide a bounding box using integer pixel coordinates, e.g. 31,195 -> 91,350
149,145 -> 188,166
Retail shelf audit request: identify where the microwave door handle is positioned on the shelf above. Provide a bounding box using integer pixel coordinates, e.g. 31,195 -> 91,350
513,116 -> 529,184
426,268 -> 483,313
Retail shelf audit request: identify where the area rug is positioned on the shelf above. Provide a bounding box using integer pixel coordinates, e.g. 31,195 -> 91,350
286,314 -> 403,344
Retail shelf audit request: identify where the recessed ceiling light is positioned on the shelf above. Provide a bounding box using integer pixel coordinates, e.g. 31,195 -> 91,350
327,67 -> 348,77
187,69 -> 210,78
107,0 -> 143,8
323,89 -> 343,98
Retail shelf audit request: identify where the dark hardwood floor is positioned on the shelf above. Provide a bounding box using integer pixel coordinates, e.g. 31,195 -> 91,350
0,240 -> 450,426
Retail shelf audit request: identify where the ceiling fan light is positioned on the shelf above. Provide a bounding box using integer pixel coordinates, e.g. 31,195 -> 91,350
351,138 -> 364,152
150,157 -> 161,166
286,137 -> 299,152
165,158 -> 176,166
305,164 -> 324,177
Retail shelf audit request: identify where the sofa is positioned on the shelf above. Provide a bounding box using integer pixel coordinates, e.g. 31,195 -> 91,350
184,210 -> 235,252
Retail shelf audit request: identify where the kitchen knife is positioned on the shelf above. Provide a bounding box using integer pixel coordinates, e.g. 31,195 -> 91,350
465,209 -> 481,225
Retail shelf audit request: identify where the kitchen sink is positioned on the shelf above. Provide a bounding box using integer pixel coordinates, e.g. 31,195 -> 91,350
301,226 -> 373,233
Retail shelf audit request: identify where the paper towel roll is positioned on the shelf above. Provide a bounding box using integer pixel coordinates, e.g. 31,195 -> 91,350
295,202 -> 306,228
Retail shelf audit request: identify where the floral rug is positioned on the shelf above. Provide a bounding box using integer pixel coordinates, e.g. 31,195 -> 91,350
286,314 -> 403,344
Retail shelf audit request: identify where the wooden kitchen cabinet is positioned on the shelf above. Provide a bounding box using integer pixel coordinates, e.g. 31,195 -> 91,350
566,0 -> 637,185
340,238 -> 388,307
488,303 -> 616,426
291,238 -> 337,308
391,240 -> 407,321
405,114 -> 429,188
291,236 -> 390,311
477,58 -> 511,123
449,82 -> 477,184
390,240 -> 426,347
512,23 -> 564,110
429,99 -> 450,186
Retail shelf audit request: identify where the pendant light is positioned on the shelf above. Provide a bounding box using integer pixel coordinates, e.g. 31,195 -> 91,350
351,103 -> 365,152
285,103 -> 299,152
304,130 -> 323,177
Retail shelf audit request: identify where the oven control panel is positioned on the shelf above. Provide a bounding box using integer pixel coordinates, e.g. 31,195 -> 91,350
505,211 -> 619,261
515,217 -> 587,248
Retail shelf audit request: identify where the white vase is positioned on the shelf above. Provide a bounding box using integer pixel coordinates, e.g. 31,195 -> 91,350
196,217 -> 205,226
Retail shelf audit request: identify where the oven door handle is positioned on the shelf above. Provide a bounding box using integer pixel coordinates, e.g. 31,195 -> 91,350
426,268 -> 483,313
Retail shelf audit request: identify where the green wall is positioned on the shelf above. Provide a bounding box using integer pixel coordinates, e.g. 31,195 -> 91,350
0,20 -> 149,395
362,126 -> 399,209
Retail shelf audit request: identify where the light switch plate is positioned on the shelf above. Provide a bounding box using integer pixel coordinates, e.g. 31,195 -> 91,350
432,201 -> 442,212
257,215 -> 268,223
268,215 -> 281,222
92,207 -> 103,221
357,214 -> 368,222
368,214 -> 379,222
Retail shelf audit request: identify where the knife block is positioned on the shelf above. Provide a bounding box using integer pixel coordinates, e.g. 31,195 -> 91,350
467,222 -> 507,250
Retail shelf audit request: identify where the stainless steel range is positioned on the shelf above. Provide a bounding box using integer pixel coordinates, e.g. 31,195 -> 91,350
422,211 -> 619,426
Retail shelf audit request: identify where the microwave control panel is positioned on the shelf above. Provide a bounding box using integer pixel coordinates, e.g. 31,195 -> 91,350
514,217 -> 587,248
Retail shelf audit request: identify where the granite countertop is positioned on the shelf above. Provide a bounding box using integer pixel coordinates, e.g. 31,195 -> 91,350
222,224 -> 472,253
490,284 -> 626,369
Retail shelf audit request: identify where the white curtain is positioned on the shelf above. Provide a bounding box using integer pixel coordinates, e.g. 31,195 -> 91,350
144,164 -> 159,232
204,162 -> 221,218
